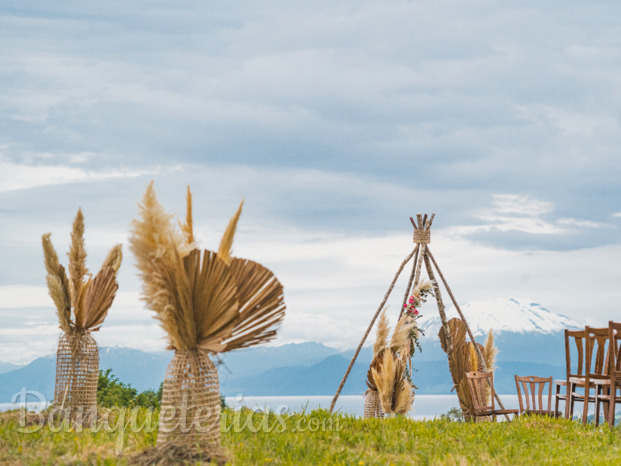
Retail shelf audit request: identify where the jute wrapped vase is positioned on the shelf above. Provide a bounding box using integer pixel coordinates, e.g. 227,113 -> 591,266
53,332 -> 99,418
157,350 -> 221,450
363,390 -> 384,418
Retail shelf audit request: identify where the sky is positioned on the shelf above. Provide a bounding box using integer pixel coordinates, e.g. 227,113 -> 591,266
1,1 -> 621,364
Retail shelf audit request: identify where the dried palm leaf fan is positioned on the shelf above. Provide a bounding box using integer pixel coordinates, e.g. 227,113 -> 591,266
438,318 -> 497,420
42,209 -> 122,420
129,183 -> 285,460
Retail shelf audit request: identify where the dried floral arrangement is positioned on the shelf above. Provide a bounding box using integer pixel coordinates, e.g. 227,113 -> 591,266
363,281 -> 432,418
42,209 -> 122,418
129,182 -> 285,461
439,318 -> 497,418
365,310 -> 416,416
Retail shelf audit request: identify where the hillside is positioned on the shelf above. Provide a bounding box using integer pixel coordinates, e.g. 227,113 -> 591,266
0,298 -> 581,400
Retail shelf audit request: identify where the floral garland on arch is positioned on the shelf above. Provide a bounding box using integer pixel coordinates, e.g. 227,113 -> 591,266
402,280 -> 434,387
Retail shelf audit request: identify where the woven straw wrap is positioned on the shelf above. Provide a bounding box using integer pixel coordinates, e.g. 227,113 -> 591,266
53,332 -> 99,417
413,229 -> 430,244
157,350 -> 222,451
364,390 -> 384,418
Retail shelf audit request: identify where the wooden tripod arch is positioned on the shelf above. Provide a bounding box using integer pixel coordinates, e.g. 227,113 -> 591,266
328,214 -> 508,416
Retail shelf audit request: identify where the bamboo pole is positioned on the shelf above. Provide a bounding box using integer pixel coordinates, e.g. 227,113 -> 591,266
328,246 -> 419,413
399,246 -> 419,318
422,248 -> 454,362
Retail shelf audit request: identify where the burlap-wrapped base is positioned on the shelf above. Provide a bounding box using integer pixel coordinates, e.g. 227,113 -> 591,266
157,350 -> 222,455
364,390 -> 384,418
53,332 -> 99,422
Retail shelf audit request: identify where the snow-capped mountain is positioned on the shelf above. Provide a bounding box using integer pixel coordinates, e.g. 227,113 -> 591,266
417,297 -> 581,337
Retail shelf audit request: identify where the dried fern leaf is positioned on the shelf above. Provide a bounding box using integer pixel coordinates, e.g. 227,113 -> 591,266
221,257 -> 285,351
217,200 -> 243,266
68,208 -> 88,310
82,267 -> 119,331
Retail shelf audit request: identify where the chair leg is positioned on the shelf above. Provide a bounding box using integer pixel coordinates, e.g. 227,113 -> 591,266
594,387 -> 605,427
609,388 -> 618,427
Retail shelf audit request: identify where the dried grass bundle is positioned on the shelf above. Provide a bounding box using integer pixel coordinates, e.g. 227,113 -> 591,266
371,350 -> 414,414
44,210 -> 122,423
129,183 -> 285,353
42,213 -> 121,334
367,312 -> 416,414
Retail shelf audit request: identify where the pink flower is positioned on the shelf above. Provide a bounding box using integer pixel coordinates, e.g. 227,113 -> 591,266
414,309 -> 419,315
408,296 -> 415,304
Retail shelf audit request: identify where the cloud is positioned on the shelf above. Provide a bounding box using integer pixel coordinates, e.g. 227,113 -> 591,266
0,157 -> 160,193
2,2 -> 621,362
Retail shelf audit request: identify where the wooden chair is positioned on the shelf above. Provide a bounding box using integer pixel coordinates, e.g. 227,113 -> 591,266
595,321 -> 621,426
554,379 -> 567,418
465,371 -> 519,422
559,329 -> 588,420
581,326 -> 613,424
515,375 -> 554,416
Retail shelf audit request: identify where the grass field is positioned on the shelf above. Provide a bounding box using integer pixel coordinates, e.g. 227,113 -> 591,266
1,407 -> 620,465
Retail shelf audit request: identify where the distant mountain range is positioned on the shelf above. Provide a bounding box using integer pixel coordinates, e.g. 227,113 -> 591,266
0,298 -> 583,402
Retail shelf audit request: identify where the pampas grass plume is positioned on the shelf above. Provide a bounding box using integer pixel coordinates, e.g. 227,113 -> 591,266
468,342 -> 479,372
394,378 -> 414,414
179,186 -> 195,247
218,200 -> 243,266
484,329 -> 498,372
42,234 -> 60,277
68,208 -> 88,317
389,315 -> 416,354
101,244 -> 123,273
373,351 -> 396,413
47,274 -> 72,333
373,310 -> 390,358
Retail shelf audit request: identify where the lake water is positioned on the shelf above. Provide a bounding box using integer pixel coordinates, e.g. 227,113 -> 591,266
2,394 -> 595,420
224,394 -> 522,419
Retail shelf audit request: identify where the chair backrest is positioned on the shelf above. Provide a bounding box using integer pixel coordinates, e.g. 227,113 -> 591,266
609,321 -> 621,383
565,329 -> 588,380
514,375 -> 553,413
466,371 -> 494,413
585,326 -> 612,383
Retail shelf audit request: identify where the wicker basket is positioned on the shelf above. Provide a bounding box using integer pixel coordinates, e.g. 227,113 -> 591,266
157,350 -> 222,452
364,390 -> 384,418
53,332 -> 99,419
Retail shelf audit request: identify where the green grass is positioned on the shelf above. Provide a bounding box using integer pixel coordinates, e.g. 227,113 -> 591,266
1,408 -> 621,465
